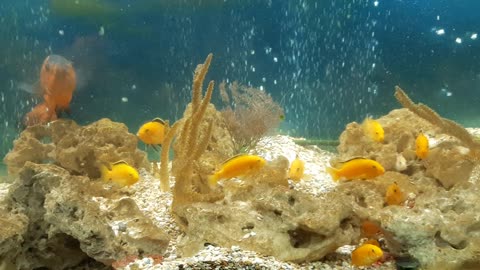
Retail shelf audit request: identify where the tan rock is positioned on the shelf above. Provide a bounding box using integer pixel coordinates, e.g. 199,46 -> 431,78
4,119 -> 149,178
4,162 -> 169,270
0,183 -> 27,259
176,183 -> 359,263
423,145 -> 474,188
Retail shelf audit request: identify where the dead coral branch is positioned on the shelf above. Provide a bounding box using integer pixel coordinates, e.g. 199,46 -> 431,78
159,121 -> 180,192
394,86 -> 480,158
172,53 -> 221,208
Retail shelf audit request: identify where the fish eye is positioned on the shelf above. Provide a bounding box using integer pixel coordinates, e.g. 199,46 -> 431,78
145,128 -> 150,133
372,165 -> 376,169
372,249 -> 375,253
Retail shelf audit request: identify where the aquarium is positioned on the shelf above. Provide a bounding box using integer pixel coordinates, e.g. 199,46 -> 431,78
1,1 -> 480,270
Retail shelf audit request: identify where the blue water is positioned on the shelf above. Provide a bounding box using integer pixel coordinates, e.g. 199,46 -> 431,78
0,0 -> 480,160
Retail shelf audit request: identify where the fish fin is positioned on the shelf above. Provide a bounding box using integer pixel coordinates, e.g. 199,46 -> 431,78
220,154 -> 247,165
56,107 -> 72,118
207,174 -> 218,188
74,67 -> 90,91
17,81 -> 42,96
99,164 -> 110,180
112,160 -> 129,166
152,118 -> 166,125
337,156 -> 367,164
326,167 -> 340,181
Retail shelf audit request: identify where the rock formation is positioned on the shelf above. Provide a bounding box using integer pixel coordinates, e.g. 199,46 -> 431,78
0,119 -> 168,269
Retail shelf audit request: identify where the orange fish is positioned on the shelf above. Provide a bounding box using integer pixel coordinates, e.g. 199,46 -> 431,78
23,102 -> 57,127
385,182 -> 405,206
415,132 -> 429,159
361,220 -> 383,238
40,54 -> 77,112
22,55 -> 77,127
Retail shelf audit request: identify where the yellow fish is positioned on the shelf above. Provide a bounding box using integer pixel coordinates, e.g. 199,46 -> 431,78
288,155 -> 305,182
385,182 -> 404,206
136,118 -> 166,151
208,154 -> 267,187
351,243 -> 384,267
326,158 -> 385,181
362,117 -> 384,143
100,160 -> 140,187
415,132 -> 429,159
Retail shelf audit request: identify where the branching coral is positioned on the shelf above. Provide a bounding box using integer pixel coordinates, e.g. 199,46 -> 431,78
170,54 -> 222,209
394,86 -> 480,159
158,121 -> 180,192
219,81 -> 284,153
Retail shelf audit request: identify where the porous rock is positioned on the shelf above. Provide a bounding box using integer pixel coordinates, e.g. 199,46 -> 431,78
337,109 -> 437,171
3,162 -> 169,270
336,108 -> 480,269
337,108 -> 474,187
374,168 -> 480,270
0,183 -> 27,260
423,145 -> 475,189
175,183 -> 359,263
3,118 -> 149,178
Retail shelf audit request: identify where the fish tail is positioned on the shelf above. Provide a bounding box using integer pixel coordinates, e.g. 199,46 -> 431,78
99,164 -> 110,181
207,174 -> 218,188
326,167 -> 340,181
